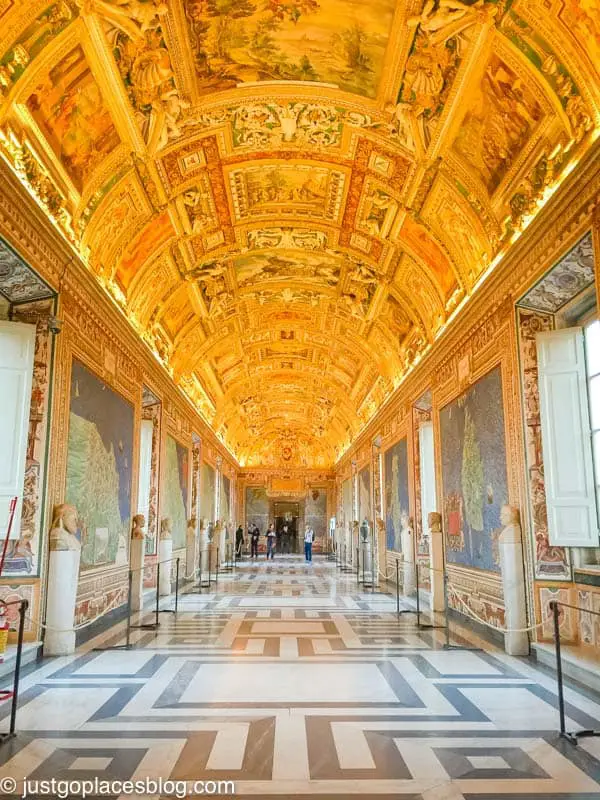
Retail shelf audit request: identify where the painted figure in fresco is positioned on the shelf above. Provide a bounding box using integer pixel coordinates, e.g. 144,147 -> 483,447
49,503 -> 81,551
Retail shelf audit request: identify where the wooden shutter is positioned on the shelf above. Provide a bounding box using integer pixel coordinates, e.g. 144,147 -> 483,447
537,328 -> 599,547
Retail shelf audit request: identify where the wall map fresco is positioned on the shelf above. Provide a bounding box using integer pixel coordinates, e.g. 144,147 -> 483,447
439,366 -> 508,573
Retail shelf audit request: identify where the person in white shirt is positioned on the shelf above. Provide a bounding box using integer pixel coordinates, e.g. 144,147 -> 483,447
304,525 -> 315,562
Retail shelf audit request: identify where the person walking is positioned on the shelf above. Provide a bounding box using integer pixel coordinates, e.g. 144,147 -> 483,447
304,525 -> 315,563
235,524 -> 244,560
266,523 -> 276,560
250,524 -> 260,559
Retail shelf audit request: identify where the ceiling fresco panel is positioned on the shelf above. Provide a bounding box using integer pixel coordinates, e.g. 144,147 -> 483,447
182,0 -> 398,99
24,43 -> 120,192
0,0 -> 599,467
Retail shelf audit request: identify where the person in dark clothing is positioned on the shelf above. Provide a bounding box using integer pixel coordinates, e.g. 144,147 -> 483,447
266,523 -> 276,560
250,525 -> 260,559
235,524 -> 244,559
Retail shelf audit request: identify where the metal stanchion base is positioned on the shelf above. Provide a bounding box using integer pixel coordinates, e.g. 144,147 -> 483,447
92,643 -> 134,652
561,729 -> 600,745
0,732 -> 16,745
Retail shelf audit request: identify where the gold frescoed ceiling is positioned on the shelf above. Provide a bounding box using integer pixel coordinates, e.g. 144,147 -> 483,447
0,0 -> 599,467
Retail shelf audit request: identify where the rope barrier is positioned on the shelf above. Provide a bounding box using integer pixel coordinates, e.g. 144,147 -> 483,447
447,583 -> 553,634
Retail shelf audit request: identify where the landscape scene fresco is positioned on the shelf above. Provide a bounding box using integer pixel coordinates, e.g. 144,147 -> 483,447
163,435 -> 189,550
358,465 -> 371,523
221,473 -> 232,522
26,45 -> 119,192
65,360 -> 133,570
201,462 -> 216,524
384,437 -> 409,553
305,488 -> 327,538
183,0 -> 397,98
439,366 -> 508,573
246,486 -> 269,533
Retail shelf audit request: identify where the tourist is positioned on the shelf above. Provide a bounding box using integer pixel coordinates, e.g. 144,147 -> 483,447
304,525 -> 315,562
235,524 -> 244,559
266,523 -> 276,560
250,524 -> 260,559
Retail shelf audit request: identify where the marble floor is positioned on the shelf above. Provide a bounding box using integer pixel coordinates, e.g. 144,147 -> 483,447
1,556 -> 600,798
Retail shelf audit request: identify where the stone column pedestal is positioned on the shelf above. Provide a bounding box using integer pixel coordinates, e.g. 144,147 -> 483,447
401,518 -> 416,596
159,518 -> 173,597
44,549 -> 80,656
199,522 -> 210,583
186,518 -> 197,581
499,505 -> 529,656
43,504 -> 81,657
130,536 -> 145,613
429,512 -> 445,613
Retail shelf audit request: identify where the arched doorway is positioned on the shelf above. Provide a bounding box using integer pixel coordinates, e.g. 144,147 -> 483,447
273,501 -> 300,554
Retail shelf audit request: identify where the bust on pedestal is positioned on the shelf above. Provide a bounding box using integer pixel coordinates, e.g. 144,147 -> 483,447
130,514 -> 145,612
401,515 -> 416,595
499,505 -> 529,656
44,503 -> 81,656
428,511 -> 444,612
159,517 -> 173,597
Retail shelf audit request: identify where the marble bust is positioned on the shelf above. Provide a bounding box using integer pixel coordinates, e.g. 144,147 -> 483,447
501,505 -> 520,527
131,514 -> 145,540
160,517 -> 172,540
428,512 -> 442,533
49,504 -> 81,551
187,517 -> 197,539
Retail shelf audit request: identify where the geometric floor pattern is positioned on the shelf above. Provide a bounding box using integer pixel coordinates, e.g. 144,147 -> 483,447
1,556 -> 600,797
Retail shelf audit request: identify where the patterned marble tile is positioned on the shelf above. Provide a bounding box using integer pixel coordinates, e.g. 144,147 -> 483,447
0,556 -> 599,798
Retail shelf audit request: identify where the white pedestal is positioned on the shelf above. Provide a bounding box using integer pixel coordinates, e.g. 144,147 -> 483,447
130,537 -> 145,613
159,538 -> 173,597
344,525 -> 352,566
199,529 -> 210,583
219,527 -> 227,566
401,525 -> 416,595
186,531 -> 197,581
43,549 -> 80,656
499,522 -> 529,656
430,528 -> 445,613
377,525 -> 386,586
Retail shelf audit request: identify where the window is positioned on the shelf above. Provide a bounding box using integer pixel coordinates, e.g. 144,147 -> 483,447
584,319 -> 600,527
537,328 -> 598,547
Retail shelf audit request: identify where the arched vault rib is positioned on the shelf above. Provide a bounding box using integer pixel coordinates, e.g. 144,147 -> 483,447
1,0 -> 598,466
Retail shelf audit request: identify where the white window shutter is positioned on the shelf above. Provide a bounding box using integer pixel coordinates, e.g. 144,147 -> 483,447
0,321 -> 35,541
419,421 -> 436,536
537,328 -> 599,547
137,418 -> 153,523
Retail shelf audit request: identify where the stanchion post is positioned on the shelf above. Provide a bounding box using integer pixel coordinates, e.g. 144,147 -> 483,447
362,543 -> 365,586
208,547 -> 212,589
396,558 -> 400,618
125,570 -> 133,649
552,601 -> 567,737
415,561 -> 421,625
216,547 -> 220,585
175,558 -> 180,614
356,547 -> 360,586
8,599 -> 27,739
155,562 -> 161,627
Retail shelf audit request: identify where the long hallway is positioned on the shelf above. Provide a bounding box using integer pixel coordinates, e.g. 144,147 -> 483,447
1,556 -> 600,798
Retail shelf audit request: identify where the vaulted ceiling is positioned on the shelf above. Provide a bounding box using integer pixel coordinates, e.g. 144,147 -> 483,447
1,0 -> 599,467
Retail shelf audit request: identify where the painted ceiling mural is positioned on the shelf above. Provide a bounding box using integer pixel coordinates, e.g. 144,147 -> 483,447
0,0 -> 599,468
